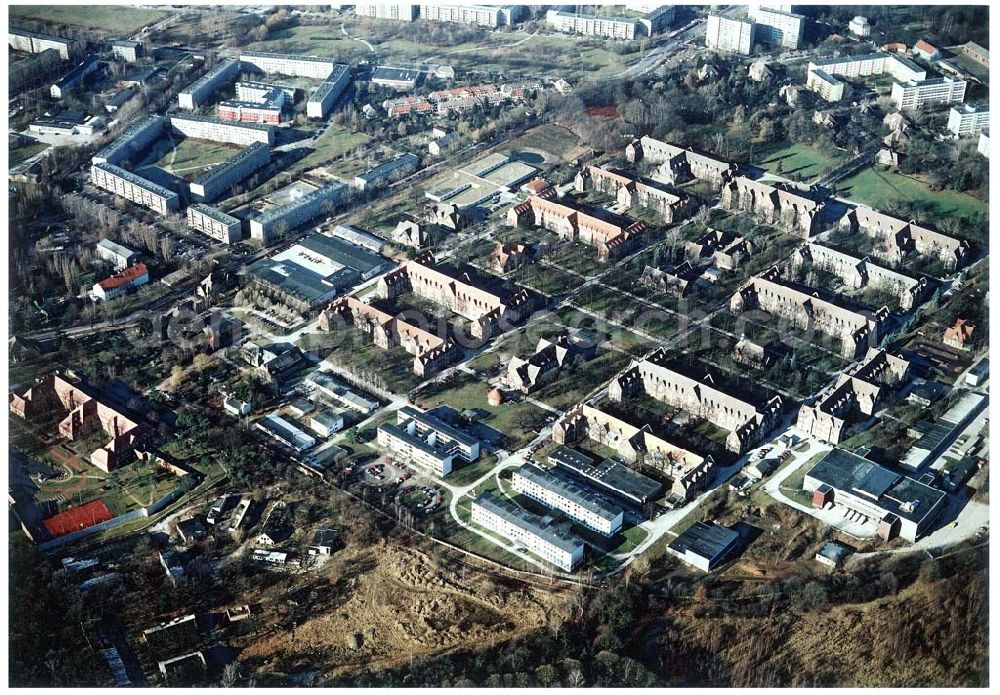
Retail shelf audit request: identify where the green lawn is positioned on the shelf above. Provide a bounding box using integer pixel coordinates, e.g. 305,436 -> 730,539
612,524 -> 649,554
154,138 -> 243,178
759,142 -> 843,181
837,166 -> 988,221
291,124 -> 372,174
245,25 -> 372,61
12,5 -> 166,34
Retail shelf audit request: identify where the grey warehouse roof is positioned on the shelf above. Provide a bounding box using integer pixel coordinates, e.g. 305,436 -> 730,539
516,464 -> 622,522
668,521 -> 739,561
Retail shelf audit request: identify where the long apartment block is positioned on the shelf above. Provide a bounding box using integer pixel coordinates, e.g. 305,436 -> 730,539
376,406 -> 480,477
891,76 -> 967,110
805,52 -> 926,102
248,181 -> 347,244
574,164 -> 693,223
837,205 -> 970,270
610,348 -> 783,455
306,64 -> 351,118
178,58 -> 240,109
170,114 -> 275,146
187,204 -> 242,244
748,5 -> 805,48
9,28 -> 77,59
92,115 -> 167,165
240,50 -> 341,78
471,492 -> 584,572
730,265 -> 890,358
189,142 -> 271,203
91,163 -> 180,215
512,464 -> 624,536
626,136 -> 736,187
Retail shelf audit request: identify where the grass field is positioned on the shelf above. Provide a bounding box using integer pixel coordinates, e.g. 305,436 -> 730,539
505,124 -> 588,163
759,142 -> 844,181
153,137 -> 242,178
11,5 -> 166,35
293,124 -> 372,174
246,25 -> 373,61
837,166 -> 988,221
10,141 -> 48,166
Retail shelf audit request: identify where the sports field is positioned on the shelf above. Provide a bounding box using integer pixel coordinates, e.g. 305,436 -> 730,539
838,166 -> 988,221
11,5 -> 166,35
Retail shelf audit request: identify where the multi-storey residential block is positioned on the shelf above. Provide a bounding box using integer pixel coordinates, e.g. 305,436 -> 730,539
9,28 -> 78,60
92,115 -> 167,166
805,52 -> 926,102
705,14 -> 756,55
355,4 -> 419,21
170,114 -> 274,146
625,137 -> 736,187
545,10 -> 642,40
187,204 -> 242,244
731,265 -> 890,358
574,165 -> 694,224
321,296 -> 459,376
178,58 -> 240,109
354,152 -> 420,190
305,64 -> 351,118
720,176 -> 825,237
377,253 -> 535,340
92,263 -> 150,301
420,4 -> 507,28
96,238 -> 139,270
891,76 -> 966,110
837,205 -> 970,270
748,5 -> 805,48
377,406 -> 480,476
218,87 -> 285,124
507,195 -> 647,263
240,51 -> 339,79
91,163 -> 180,215
797,349 -> 910,444
553,405 -> 713,503
512,464 -> 624,536
471,492 -> 584,571
947,102 -> 989,137
50,54 -> 99,98
978,130 -> 990,159
610,348 -> 783,455
806,68 -> 845,102
548,446 -> 662,509
792,242 -> 930,310
111,39 -> 143,63
248,181 -> 347,244
189,142 -> 271,202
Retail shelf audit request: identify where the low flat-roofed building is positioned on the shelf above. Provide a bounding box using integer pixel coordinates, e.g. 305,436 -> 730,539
309,408 -> 344,438
249,182 -> 347,244
803,448 -> 946,542
158,651 -> 206,683
111,39 -> 142,62
372,66 -> 422,90
512,464 -> 624,536
471,492 -> 584,572
306,370 -> 379,413
96,238 -> 139,270
354,152 -> 420,191
50,54 -> 99,99
142,614 -> 198,653
187,204 -> 242,244
667,521 -> 740,572
380,405 -> 481,474
815,540 -> 852,567
255,412 -> 316,452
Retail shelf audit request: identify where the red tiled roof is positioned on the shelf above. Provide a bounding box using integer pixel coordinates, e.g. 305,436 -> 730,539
43,499 -> 114,537
98,262 -> 148,290
914,39 -> 938,54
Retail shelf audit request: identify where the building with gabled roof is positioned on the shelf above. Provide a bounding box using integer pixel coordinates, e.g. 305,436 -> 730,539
574,165 -> 694,224
837,206 -> 969,270
506,332 -> 596,393
720,176 -> 825,237
625,137 -> 736,188
943,318 -> 976,350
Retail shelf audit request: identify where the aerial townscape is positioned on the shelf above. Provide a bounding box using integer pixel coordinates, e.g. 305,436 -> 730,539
7,1 -> 990,689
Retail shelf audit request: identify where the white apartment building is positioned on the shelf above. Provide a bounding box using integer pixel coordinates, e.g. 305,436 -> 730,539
947,103 -> 989,137
512,465 -> 624,536
187,204 -> 242,244
978,130 -> 990,159
420,4 -> 506,28
806,52 -> 927,102
96,238 -> 139,270
248,181 -> 347,243
748,6 -> 805,48
705,14 -> 755,55
170,114 -> 275,146
545,10 -> 642,40
178,58 -> 240,110
189,141 -> 271,203
891,76 -> 967,110
471,492 -> 584,572
240,51 -> 340,79
90,163 -> 180,215
355,4 -> 418,21
807,68 -> 845,102
305,64 -> 351,118
376,422 -> 456,476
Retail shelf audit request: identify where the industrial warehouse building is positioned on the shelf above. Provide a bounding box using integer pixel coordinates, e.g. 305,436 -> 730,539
248,181 -> 348,243
247,230 -> 392,309
471,492 -> 584,572
667,521 -> 741,572
372,66 -> 422,90
803,448 -> 947,542
512,464 -> 624,536
90,163 -> 180,215
189,142 -> 271,202
187,204 -> 242,244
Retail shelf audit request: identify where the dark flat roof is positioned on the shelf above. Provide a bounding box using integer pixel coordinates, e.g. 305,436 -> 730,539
668,521 -> 739,561
299,233 -> 388,275
373,66 -> 422,83
551,450 -> 662,503
474,492 -> 583,556
516,464 -> 622,522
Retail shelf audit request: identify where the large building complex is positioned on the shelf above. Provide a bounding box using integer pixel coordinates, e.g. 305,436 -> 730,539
705,14 -> 756,55
544,8 -> 673,40
891,76 -> 967,110
306,64 -> 351,118
376,406 -> 480,477
248,181 -> 347,244
553,405 -> 713,503
731,265 -> 889,358
355,4 -> 419,21
803,448 -> 946,542
574,165 -> 693,223
837,206 -> 970,270
377,253 -> 535,340
186,204 -> 242,244
92,115 -> 167,166
549,446 -> 662,509
321,296 -> 459,377
805,52 -> 926,102
9,28 -> 77,60
170,114 -> 275,146
610,348 -> 784,455
471,492 -> 584,572
240,50 -> 339,79
189,142 -> 271,203
667,521 -> 741,572
419,4 -> 509,28
178,58 -> 240,109
748,5 -> 805,48
626,137 -> 736,188
90,163 -> 180,215
512,464 -> 624,536
507,194 -> 647,264
947,103 -> 990,137
720,176 -> 825,237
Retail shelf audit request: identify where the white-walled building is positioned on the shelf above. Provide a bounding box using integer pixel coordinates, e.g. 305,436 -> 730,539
471,492 -> 584,572
978,130 -> 990,158
170,114 -> 275,146
240,51 -> 340,79
849,16 -> 871,37
90,163 -> 180,215
189,142 -> 271,203
748,5 -> 805,48
178,58 -> 240,110
355,4 -> 419,21
705,14 -> 756,55
248,181 -> 347,244
306,64 -> 351,118
512,464 -> 624,536
891,76 -> 967,110
419,4 -> 507,28
187,204 -> 242,244
96,239 -> 139,270
92,263 -> 149,301
947,103 -> 989,137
